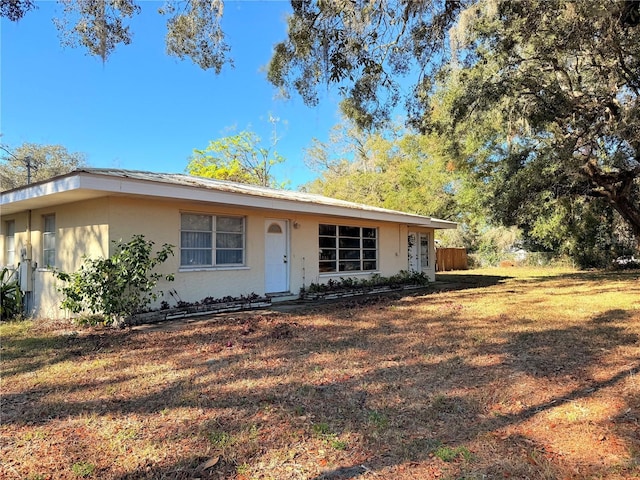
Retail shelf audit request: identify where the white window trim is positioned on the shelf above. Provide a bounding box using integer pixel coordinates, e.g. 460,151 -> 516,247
318,223 -> 379,274
42,214 -> 56,269
5,220 -> 15,267
179,266 -> 250,273
319,270 -> 379,278
180,213 -> 246,268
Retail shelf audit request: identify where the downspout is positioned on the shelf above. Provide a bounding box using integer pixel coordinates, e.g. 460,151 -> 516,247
26,209 -> 32,253
21,210 -> 34,315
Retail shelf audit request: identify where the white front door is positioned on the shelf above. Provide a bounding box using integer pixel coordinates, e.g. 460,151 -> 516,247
265,219 -> 289,293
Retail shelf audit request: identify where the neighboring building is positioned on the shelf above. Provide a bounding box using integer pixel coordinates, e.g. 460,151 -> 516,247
0,169 -> 456,319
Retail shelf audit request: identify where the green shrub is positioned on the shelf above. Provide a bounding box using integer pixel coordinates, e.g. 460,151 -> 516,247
54,235 -> 174,326
302,270 -> 429,295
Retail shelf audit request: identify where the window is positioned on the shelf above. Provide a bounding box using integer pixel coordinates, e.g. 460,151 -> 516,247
5,220 -> 15,267
420,233 -> 430,269
319,224 -> 377,273
42,214 -> 56,267
181,213 -> 244,267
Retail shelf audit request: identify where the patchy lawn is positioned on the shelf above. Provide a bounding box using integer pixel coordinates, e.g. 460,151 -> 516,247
1,267 -> 639,480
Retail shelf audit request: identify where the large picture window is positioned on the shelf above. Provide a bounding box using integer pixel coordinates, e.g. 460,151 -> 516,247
181,213 -> 244,267
319,224 -> 378,273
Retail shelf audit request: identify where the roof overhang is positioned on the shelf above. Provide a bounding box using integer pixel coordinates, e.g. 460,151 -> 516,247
1,170 -> 458,230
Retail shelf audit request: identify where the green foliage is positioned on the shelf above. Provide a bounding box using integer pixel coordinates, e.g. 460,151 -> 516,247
207,430 -> 234,448
71,461 -> 95,478
367,410 -> 389,430
429,0 -> 640,246
433,445 -> 472,462
54,0 -> 140,62
312,422 -> 347,450
0,0 -> 36,21
273,0 -> 640,253
0,267 -> 22,320
5,0 -> 231,71
163,0 -> 230,73
187,127 -> 286,188
302,270 -> 429,295
302,119 -> 470,221
268,0 -> 461,129
54,235 -> 174,325
1,142 -> 86,191
312,422 -> 331,436
330,439 -> 348,450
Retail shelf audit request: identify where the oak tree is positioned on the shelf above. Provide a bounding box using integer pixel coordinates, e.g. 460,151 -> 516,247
270,0 -> 640,245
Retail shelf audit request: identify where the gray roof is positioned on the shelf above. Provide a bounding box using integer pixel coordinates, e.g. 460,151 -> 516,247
1,168 -> 457,229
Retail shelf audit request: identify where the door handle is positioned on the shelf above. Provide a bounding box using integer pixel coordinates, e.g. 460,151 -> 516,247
283,255 -> 288,264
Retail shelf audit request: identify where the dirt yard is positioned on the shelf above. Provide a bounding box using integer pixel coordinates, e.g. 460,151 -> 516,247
1,267 -> 639,479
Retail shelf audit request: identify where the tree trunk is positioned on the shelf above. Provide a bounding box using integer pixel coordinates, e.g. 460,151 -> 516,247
584,159 -> 640,247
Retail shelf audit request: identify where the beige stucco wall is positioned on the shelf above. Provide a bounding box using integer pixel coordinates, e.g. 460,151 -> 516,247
1,199 -> 110,319
106,197 -> 436,306
1,211 -> 28,269
2,194 -> 438,319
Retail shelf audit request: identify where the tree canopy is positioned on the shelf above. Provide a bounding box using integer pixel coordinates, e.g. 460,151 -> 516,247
186,129 -> 285,188
303,119 -> 470,219
0,142 -> 87,191
5,0 -> 639,255
270,0 -> 640,247
1,0 -> 231,71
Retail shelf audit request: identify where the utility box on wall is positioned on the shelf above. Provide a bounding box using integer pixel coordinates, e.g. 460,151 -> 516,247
19,260 -> 33,292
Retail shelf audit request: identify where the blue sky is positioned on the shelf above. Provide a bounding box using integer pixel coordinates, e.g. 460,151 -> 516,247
1,1 -> 345,188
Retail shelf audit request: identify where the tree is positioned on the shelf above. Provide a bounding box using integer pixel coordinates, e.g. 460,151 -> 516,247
2,0 -> 231,72
7,0 -> 639,249
302,118 -> 486,223
187,127 -> 285,188
0,142 -> 87,191
438,0 -> 640,245
269,0 -> 640,247
0,0 -> 36,21
267,0 -> 464,129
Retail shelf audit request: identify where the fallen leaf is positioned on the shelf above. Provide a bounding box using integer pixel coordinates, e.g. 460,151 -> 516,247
198,456 -> 220,471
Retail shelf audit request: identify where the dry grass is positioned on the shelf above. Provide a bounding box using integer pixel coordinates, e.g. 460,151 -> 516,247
1,267 -> 639,480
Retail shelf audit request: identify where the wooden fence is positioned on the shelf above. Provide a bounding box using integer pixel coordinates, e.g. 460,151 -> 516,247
436,248 -> 468,272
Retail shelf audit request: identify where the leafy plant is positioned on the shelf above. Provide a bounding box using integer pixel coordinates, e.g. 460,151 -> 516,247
207,430 -> 234,448
433,445 -> 472,462
367,410 -> 389,430
302,270 -> 429,295
54,235 -> 174,326
330,439 -> 348,450
312,422 -> 331,436
0,267 -> 22,320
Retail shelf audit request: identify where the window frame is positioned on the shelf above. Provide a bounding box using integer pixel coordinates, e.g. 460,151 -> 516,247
42,214 -> 56,268
180,213 -> 246,268
318,223 -> 378,274
5,220 -> 15,267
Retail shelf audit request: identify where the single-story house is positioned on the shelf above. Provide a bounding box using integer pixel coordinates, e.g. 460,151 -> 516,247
0,168 -> 456,319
